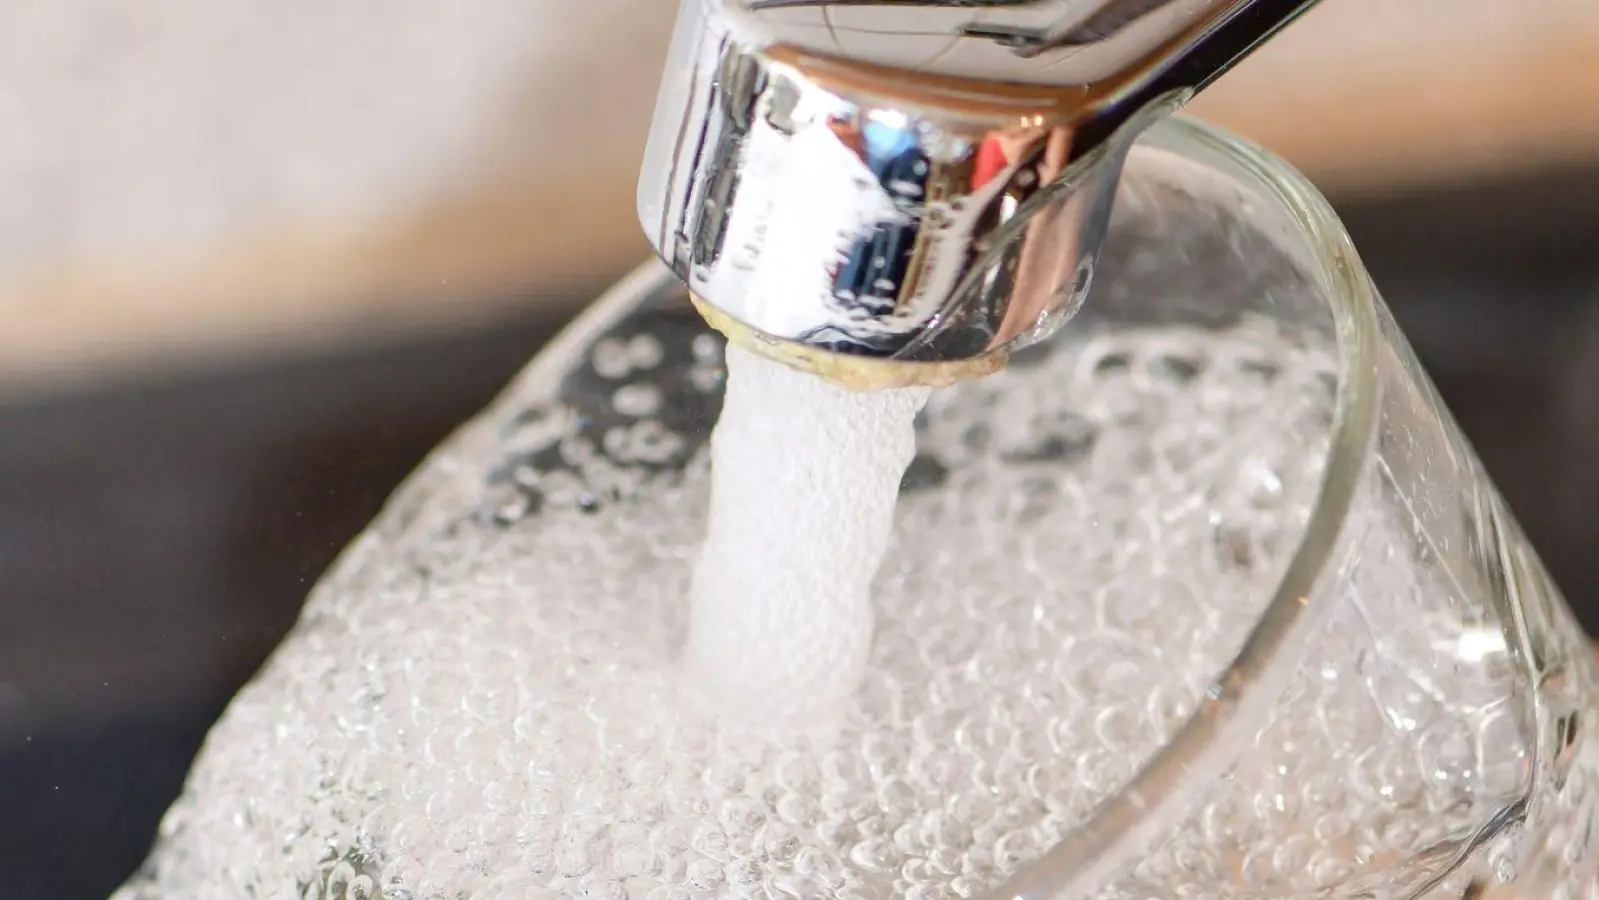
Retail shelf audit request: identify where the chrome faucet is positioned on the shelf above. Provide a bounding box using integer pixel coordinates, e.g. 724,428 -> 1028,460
637,0 -> 1319,387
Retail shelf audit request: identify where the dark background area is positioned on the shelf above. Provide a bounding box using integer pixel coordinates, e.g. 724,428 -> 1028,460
1,168 -> 1597,900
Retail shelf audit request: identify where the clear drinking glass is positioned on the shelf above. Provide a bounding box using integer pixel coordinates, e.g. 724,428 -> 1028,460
114,117 -> 1599,900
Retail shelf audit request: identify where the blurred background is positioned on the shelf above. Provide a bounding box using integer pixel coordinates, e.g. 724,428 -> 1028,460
1,1 -> 1597,897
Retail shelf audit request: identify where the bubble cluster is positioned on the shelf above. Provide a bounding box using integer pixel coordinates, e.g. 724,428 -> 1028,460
114,312 -> 1596,900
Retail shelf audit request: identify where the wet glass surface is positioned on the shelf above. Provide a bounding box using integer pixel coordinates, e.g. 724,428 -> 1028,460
1,169 -> 1596,900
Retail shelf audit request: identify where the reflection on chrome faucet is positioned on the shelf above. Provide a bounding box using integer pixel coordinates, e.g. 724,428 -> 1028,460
749,0 -> 1207,58
641,0 -> 1323,385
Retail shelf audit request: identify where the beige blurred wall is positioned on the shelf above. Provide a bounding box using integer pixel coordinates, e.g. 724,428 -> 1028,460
5,0 -> 1599,396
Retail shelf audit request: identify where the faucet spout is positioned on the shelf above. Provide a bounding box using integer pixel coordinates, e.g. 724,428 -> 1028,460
637,0 -> 1319,387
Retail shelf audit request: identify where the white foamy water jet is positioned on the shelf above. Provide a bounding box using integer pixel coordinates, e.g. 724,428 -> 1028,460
686,344 -> 931,723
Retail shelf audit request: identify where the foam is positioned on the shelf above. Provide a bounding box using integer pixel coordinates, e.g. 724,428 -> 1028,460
686,344 -> 930,723
113,320 -> 1570,900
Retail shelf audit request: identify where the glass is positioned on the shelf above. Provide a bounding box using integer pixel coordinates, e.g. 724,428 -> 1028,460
113,118 -> 1599,900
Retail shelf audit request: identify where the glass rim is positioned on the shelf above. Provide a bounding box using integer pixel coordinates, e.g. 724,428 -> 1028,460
994,114 -> 1385,900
